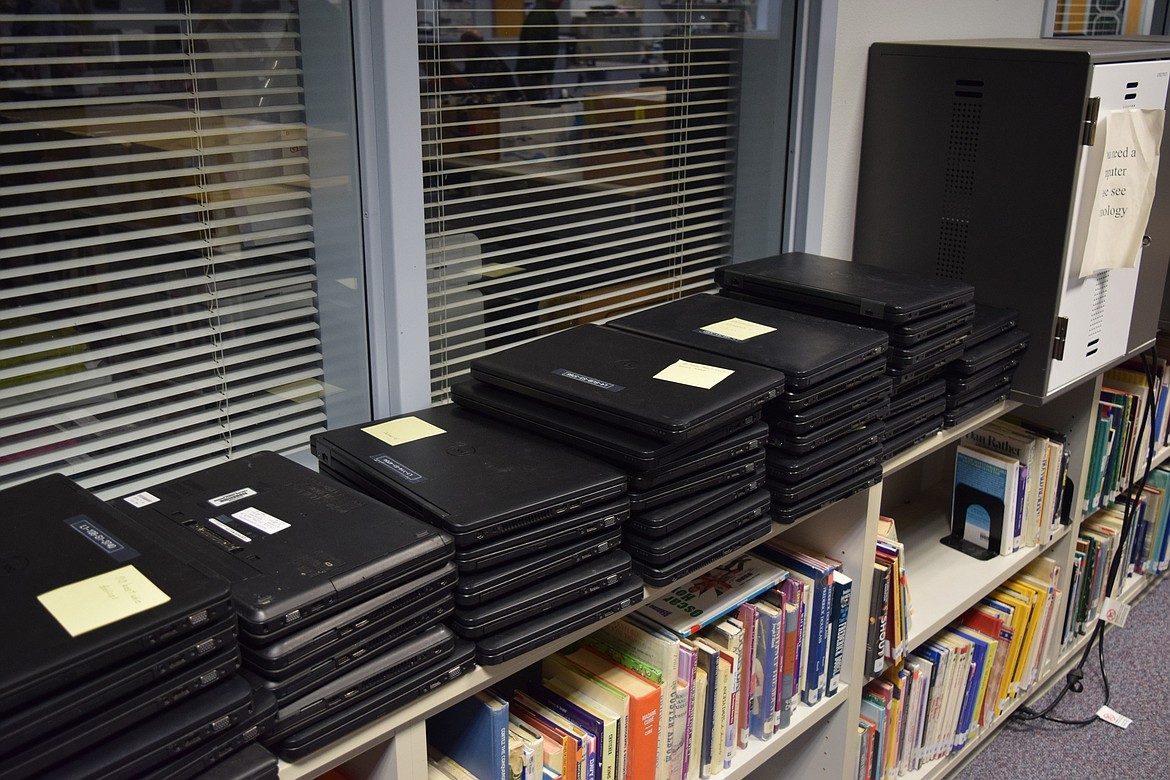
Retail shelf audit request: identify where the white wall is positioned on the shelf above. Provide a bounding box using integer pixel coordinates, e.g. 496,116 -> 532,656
802,0 -> 1049,259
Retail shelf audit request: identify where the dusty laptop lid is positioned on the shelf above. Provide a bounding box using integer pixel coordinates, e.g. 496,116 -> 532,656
470,324 -> 785,442
116,452 -> 453,636
608,293 -> 888,389
715,252 -> 974,324
0,473 -> 233,716
310,404 -> 627,546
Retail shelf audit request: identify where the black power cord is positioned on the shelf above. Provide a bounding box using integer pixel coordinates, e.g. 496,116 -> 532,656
1014,345 -> 1160,726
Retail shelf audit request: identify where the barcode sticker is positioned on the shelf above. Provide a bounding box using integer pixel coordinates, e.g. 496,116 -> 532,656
1097,706 -> 1132,729
1101,597 -> 1131,628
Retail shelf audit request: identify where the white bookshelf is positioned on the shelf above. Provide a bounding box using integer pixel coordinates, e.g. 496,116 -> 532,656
276,367 -> 1168,780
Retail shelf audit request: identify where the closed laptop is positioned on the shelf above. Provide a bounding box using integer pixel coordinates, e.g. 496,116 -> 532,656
116,452 -> 454,636
715,252 -> 974,324
470,324 -> 785,442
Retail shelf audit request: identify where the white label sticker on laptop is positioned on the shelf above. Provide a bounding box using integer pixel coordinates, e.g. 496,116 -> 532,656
122,491 -> 160,508
653,360 -> 734,389
208,487 -> 257,507
362,416 -> 447,447
698,318 -> 776,341
37,565 -> 171,638
232,507 -> 291,534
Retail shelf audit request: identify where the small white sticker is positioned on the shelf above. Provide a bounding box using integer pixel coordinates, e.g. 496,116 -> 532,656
123,492 -> 160,508
208,517 -> 252,543
232,506 -> 291,534
208,487 -> 257,508
1101,597 -> 1131,628
1097,706 -> 1132,729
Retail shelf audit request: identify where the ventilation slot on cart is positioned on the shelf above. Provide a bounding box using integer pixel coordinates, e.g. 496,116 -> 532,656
936,81 -> 983,280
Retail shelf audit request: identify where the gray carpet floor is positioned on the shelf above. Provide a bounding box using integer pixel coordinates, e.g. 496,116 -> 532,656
948,574 -> 1170,780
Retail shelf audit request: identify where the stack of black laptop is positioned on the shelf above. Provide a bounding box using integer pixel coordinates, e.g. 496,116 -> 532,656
715,252 -> 977,460
0,473 -> 268,780
112,452 -> 473,763
608,293 -> 889,525
943,304 -> 1030,428
449,323 -> 785,586
310,404 -> 644,666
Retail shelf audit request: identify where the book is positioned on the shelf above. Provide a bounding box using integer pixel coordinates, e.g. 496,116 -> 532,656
517,689 -> 601,780
950,443 -> 1018,557
689,665 -> 708,780
692,638 -> 730,775
510,697 -> 583,780
585,615 -> 679,780
427,690 -> 510,780
687,638 -> 719,777
429,747 -> 484,780
676,643 -> 696,780
560,646 -> 661,780
734,602 -> 758,750
755,540 -> 839,706
748,599 -> 781,739
778,598 -> 800,731
699,617 -> 743,767
542,655 -> 629,780
825,571 -> 852,698
510,717 -> 545,780
640,553 -> 788,638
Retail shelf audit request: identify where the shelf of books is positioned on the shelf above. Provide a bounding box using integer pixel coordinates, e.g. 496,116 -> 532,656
893,484 -> 1071,649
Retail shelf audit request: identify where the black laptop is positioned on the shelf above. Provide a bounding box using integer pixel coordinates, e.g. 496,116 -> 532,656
470,324 -> 785,442
627,473 -> 766,538
607,293 -> 887,390
629,519 -> 774,587
967,303 -> 1020,346
266,624 -> 456,740
310,404 -> 627,548
473,574 -> 645,665
0,616 -> 238,758
37,676 -> 257,780
450,377 -> 764,471
454,527 -> 623,609
714,252 -> 974,324
452,550 -> 634,639
622,491 -> 771,566
116,452 -> 454,636
240,562 -> 457,674
766,424 -> 885,485
271,641 -> 478,761
0,648 -> 242,780
0,473 -> 234,717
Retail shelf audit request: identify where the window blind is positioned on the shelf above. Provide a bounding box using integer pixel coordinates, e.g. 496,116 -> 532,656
0,3 -> 327,499
418,1 -> 747,402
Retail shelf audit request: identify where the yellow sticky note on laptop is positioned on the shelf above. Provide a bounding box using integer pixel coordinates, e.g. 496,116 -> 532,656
653,359 -> 734,389
362,416 -> 447,446
38,565 -> 171,638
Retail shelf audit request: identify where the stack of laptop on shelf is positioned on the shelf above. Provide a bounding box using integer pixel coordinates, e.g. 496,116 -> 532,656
113,452 -> 472,763
716,252 -> 977,460
943,303 -> 1030,428
608,292 -> 889,524
310,404 -> 643,667
450,323 -> 785,587
0,474 -> 269,780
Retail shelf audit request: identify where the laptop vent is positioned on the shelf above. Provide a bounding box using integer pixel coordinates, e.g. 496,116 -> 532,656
936,80 -> 984,281
1086,272 -> 1109,357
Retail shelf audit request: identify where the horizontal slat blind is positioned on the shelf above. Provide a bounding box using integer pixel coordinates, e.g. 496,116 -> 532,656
419,1 -> 746,401
0,2 -> 327,499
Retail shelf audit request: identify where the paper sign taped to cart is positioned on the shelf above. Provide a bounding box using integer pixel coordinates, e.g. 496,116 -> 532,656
1079,108 -> 1164,278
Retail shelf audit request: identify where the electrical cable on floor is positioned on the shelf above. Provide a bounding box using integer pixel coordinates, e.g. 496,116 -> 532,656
1013,345 -> 1159,727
